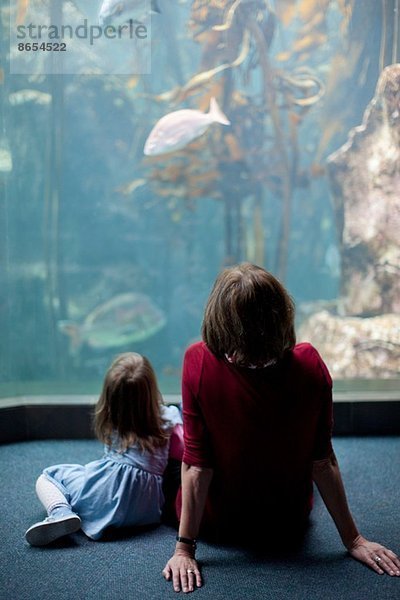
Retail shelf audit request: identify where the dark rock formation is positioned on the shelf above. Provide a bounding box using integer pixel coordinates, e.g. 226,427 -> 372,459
299,311 -> 400,378
327,63 -> 400,316
299,65 -> 400,378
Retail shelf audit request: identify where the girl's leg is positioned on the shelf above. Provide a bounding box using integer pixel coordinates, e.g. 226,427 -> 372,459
25,475 -> 81,546
35,474 -> 71,516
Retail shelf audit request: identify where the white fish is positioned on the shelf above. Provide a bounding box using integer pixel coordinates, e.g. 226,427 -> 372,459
144,97 -> 230,156
9,89 -> 52,106
98,0 -> 160,27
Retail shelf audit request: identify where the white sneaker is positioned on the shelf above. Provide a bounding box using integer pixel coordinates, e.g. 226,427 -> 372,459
25,513 -> 81,546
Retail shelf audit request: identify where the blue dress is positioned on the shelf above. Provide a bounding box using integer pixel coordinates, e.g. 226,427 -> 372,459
42,405 -> 182,540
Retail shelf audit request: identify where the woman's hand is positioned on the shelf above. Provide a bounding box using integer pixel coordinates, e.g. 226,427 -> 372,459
348,535 -> 400,576
162,550 -> 202,593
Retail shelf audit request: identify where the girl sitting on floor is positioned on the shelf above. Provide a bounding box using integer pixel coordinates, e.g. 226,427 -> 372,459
25,352 -> 183,546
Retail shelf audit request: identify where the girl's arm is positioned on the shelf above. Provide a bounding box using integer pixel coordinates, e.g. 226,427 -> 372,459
162,462 -> 213,593
312,451 -> 400,576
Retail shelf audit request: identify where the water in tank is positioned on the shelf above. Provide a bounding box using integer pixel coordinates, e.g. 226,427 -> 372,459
1,0 -> 399,401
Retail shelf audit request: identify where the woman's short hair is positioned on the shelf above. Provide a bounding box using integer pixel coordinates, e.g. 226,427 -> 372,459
201,263 -> 296,366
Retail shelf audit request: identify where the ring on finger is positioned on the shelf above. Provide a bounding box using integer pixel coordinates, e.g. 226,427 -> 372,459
187,569 -> 195,574
374,555 -> 382,563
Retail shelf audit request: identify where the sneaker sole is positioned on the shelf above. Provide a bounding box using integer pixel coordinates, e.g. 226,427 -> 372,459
25,515 -> 81,546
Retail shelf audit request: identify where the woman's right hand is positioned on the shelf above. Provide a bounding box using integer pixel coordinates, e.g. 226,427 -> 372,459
348,535 -> 400,576
162,550 -> 202,593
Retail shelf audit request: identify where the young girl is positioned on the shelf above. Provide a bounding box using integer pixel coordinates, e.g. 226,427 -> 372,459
25,352 -> 183,546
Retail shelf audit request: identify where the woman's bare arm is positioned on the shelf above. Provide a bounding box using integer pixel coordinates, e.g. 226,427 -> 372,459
162,462 -> 213,593
312,451 -> 400,576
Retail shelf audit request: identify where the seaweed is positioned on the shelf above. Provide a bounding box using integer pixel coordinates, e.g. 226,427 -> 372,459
43,1 -> 68,374
140,0 -> 361,279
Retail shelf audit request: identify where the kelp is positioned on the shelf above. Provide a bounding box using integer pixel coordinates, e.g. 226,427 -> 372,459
212,0 -> 245,32
276,67 -> 325,107
315,0 -> 394,164
144,136 -> 222,209
139,28 -> 250,105
139,0 -> 343,276
380,0 -> 400,70
275,0 -> 297,27
127,0 -> 389,277
16,0 -> 29,25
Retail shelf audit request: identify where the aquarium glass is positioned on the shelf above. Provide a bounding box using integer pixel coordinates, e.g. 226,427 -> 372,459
1,0 -> 399,401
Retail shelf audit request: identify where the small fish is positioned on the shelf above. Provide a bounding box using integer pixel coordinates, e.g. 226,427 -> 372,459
9,89 -> 52,106
0,149 -> 12,173
0,138 -> 12,173
59,292 -> 166,353
116,178 -> 147,195
143,97 -> 230,156
98,0 -> 160,27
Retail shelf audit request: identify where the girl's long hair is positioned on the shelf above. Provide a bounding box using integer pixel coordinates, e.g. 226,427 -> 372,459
202,263 -> 296,366
94,353 -> 168,452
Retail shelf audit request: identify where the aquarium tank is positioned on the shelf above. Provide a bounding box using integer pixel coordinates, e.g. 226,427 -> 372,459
1,0 -> 399,402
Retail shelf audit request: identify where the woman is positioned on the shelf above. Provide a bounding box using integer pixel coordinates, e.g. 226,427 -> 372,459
163,263 -> 400,593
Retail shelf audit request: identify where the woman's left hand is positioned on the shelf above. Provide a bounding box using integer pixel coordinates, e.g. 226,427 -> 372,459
349,535 -> 400,576
162,551 -> 202,593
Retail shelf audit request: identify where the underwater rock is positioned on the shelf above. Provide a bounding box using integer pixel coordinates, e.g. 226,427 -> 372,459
299,311 -> 400,379
327,63 -> 400,316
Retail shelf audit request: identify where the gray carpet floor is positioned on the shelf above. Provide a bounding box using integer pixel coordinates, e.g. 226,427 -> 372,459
0,437 -> 399,600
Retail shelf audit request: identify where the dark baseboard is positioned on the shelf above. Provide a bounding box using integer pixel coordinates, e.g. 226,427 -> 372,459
1,395 -> 399,444
0,404 -> 95,444
333,400 -> 400,435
